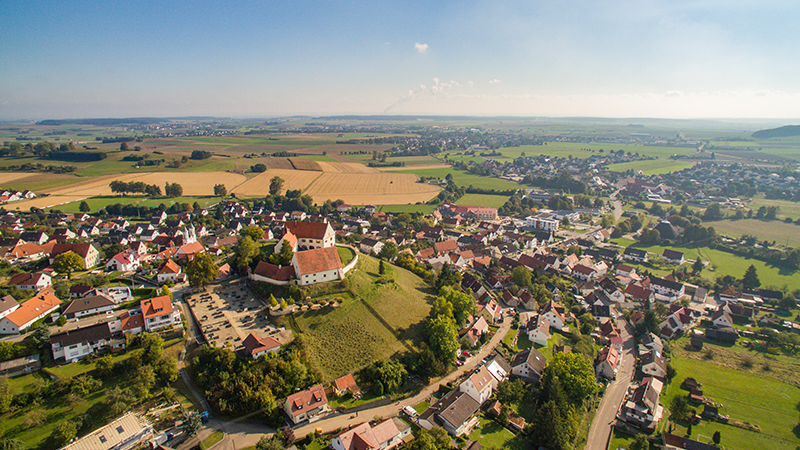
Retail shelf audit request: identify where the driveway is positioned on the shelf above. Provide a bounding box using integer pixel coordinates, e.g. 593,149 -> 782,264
584,316 -> 636,450
291,315 -> 514,440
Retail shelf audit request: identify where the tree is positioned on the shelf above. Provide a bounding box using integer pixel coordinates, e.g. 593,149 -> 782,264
120,142 -> 129,151
0,378 -> 12,413
712,431 -> 721,445
79,200 -> 91,213
241,226 -> 264,241
256,436 -> 285,450
214,184 -> 227,197
186,253 -> 219,287
53,251 -> 84,278
670,395 -> 690,421
377,241 -> 398,260
50,421 -> 77,447
495,379 -> 527,406
629,434 -> 649,450
427,315 -> 459,363
362,359 -> 408,394
269,176 -> 285,195
742,264 -> 760,290
0,439 -> 24,450
434,263 -> 461,291
379,260 -> 386,275
692,258 -> 703,274
269,241 -> 294,266
541,353 -> 596,405
164,182 -> 183,198
182,411 -> 202,436
232,236 -> 260,273
407,426 -> 451,450
269,294 -> 278,307
512,265 -> 532,288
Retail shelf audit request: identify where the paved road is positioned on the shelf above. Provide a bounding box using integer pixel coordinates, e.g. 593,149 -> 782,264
292,315 -> 514,440
610,190 -> 623,221
584,315 -> 636,450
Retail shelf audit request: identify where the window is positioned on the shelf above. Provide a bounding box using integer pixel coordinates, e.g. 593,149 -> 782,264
99,436 -> 107,443
116,426 -> 125,434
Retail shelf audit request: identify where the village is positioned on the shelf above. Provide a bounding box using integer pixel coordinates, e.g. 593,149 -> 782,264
0,167 -> 796,450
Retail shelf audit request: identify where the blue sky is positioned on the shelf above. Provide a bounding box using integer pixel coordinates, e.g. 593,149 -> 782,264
1,1 -> 799,119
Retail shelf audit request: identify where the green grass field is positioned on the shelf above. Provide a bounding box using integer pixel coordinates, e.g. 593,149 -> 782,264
51,195 -> 221,214
396,167 -> 527,191
609,241 -> 800,291
378,204 -> 437,214
606,159 -> 694,175
288,255 -> 433,380
457,193 -> 511,208
749,195 -> 800,220
661,355 -> 800,450
706,219 -> 800,248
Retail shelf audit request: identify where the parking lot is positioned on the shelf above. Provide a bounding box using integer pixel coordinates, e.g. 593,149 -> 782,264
184,281 -> 276,349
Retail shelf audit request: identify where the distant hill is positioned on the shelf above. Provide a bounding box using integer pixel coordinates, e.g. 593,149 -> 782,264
752,125 -> 800,139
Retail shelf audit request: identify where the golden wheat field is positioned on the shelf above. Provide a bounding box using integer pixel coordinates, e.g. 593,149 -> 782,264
7,172 -> 248,210
316,161 -> 379,173
0,172 -> 44,184
233,169 -> 440,204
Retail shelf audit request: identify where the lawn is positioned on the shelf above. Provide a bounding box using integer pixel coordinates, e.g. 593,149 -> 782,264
288,255 -> 433,380
337,246 -> 356,266
748,194 -> 800,220
458,193 -> 511,208
467,416 -> 527,450
608,429 -> 638,450
413,401 -> 431,415
661,355 -> 800,450
606,160 -> 694,176
201,431 -> 225,449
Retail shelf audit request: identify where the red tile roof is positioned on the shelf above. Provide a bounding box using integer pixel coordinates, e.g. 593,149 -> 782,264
286,384 -> 328,416
252,261 -> 295,281
293,247 -> 342,276
4,292 -> 61,327
242,333 -> 281,356
284,221 -> 331,240
141,295 -> 173,319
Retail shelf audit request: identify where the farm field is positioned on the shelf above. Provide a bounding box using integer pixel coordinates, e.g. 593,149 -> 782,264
377,204 -> 437,214
706,219 -> 800,248
287,255 -> 432,380
661,355 -> 800,450
396,167 -> 527,191
606,159 -> 694,175
234,169 -> 441,205
7,171 -> 248,210
53,195 -> 221,214
457,193 -> 511,208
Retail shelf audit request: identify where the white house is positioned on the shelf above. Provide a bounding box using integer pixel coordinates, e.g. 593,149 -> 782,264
0,295 -> 20,321
292,247 -> 344,286
595,345 -> 620,379
7,272 -> 51,291
141,295 -> 180,331
284,385 -> 329,424
0,292 -> 61,335
526,315 -> 551,347
50,322 -> 123,363
331,419 -> 409,450
106,250 -> 140,272
459,366 -> 494,405
156,259 -> 184,283
242,333 -> 281,359
62,294 -> 116,319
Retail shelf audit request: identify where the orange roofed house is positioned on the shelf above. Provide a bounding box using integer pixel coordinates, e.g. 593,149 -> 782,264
275,221 -> 335,253
292,247 -> 343,286
284,384 -> 329,424
331,418 -> 411,450
141,295 -> 181,331
242,333 -> 281,359
0,292 -> 61,335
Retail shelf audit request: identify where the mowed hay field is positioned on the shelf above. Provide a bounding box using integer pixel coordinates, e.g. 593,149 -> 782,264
234,169 -> 440,205
8,171 -> 247,210
289,255 -> 432,380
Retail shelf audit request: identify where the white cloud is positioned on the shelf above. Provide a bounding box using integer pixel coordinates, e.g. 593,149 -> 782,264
489,79 -> 501,84
414,42 -> 429,54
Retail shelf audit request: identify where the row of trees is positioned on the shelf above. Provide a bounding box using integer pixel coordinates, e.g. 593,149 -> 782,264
109,180 -> 162,196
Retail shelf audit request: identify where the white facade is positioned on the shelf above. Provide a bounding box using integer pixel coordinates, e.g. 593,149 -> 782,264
295,266 -> 343,286
525,215 -> 560,232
